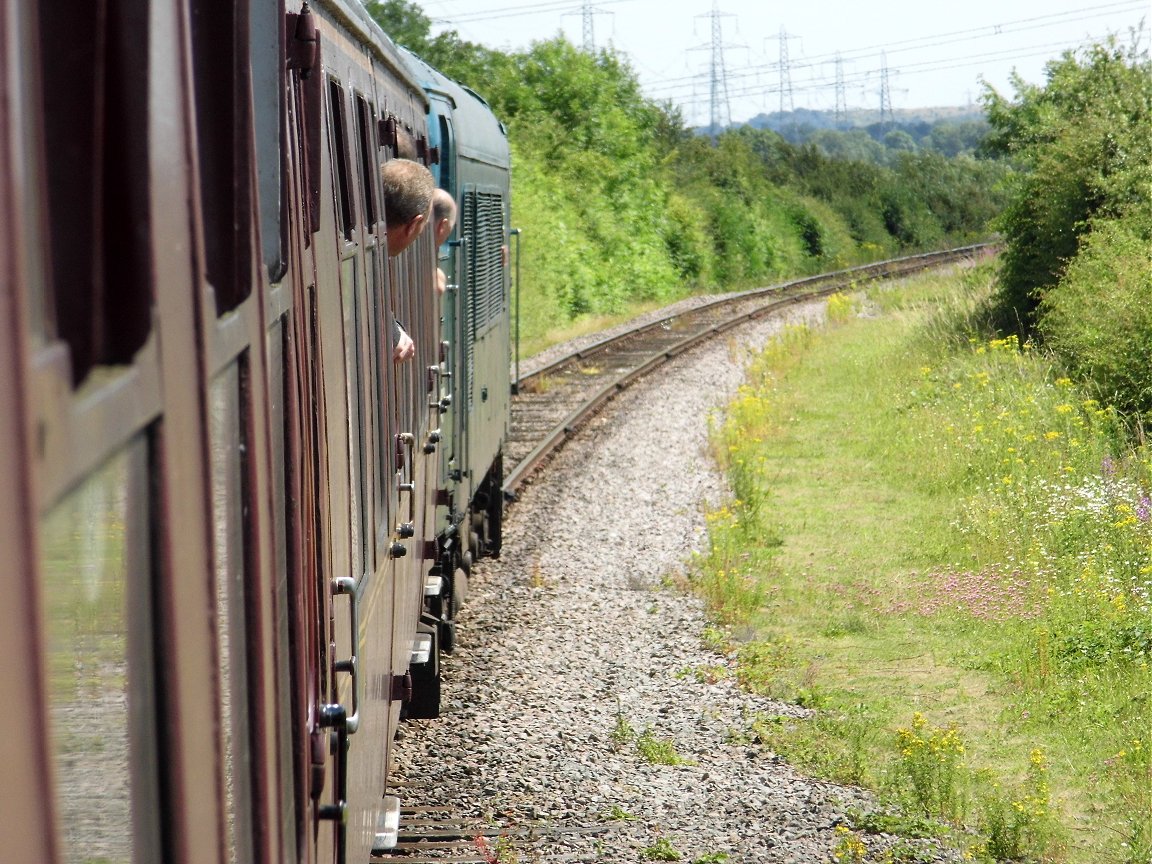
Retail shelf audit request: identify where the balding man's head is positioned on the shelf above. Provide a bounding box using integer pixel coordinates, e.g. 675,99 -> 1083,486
432,188 -> 458,247
380,158 -> 435,256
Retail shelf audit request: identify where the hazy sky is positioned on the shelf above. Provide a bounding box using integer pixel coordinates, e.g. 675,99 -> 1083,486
417,0 -> 1150,124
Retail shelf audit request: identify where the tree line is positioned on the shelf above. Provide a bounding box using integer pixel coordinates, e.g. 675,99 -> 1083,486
368,2 -> 1151,430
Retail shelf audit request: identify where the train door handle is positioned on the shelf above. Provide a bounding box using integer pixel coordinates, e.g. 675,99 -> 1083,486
427,366 -> 446,415
317,702 -> 349,864
439,340 -> 451,371
395,432 -> 415,492
396,432 -> 417,525
331,576 -> 360,733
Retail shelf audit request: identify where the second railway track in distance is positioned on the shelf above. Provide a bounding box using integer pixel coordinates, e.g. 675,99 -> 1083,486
502,243 -> 992,495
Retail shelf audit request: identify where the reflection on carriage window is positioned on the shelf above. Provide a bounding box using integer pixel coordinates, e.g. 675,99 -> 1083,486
40,439 -> 149,864
210,363 -> 255,864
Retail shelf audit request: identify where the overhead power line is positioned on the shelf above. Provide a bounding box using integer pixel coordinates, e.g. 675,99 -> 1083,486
691,37 -> 1132,109
430,0 -> 633,25
646,27 -> 1146,104
641,0 -> 1147,93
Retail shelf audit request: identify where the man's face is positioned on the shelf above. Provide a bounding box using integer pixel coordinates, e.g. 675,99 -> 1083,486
434,213 -> 456,247
386,207 -> 429,257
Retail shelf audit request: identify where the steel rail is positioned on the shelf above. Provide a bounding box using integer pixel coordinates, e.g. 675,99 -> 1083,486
514,243 -> 992,388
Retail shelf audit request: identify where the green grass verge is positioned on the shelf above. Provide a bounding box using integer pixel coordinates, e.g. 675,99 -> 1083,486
696,264 -> 1152,863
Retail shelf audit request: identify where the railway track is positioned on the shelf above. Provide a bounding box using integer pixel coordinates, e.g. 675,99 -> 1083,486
371,798 -> 625,861
502,243 -> 993,495
379,246 -> 993,863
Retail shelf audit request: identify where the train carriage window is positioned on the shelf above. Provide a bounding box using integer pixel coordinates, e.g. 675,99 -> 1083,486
36,0 -> 153,386
328,80 -> 356,241
437,115 -> 455,195
342,259 -> 369,577
354,96 -> 379,232
190,0 -> 254,316
209,360 -> 257,864
40,436 -> 162,863
251,0 -> 287,281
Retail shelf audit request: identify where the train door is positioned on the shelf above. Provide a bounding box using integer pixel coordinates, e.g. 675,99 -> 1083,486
433,109 -> 465,535
305,53 -> 406,864
330,72 -> 394,862
285,10 -> 344,864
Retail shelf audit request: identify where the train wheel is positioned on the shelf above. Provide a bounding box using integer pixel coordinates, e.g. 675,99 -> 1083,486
440,618 -> 457,655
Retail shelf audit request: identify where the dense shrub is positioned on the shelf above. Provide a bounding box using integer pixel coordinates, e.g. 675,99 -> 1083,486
983,38 -> 1152,334
1038,203 -> 1152,425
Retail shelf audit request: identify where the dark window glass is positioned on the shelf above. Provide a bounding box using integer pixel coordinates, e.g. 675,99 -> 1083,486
355,96 -> 378,232
328,80 -> 355,241
36,0 -> 153,385
251,0 -> 286,281
437,114 -> 454,194
190,0 -> 253,315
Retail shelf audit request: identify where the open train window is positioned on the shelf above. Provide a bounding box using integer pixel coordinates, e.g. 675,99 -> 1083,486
354,95 -> 379,233
438,114 -> 455,195
328,79 -> 356,241
190,0 -> 254,317
35,0 -> 153,386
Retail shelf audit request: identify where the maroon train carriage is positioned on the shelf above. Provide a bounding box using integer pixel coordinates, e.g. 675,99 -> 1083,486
0,1 -> 509,863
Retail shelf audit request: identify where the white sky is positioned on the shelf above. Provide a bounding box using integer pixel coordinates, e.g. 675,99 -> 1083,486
417,0 -> 1151,125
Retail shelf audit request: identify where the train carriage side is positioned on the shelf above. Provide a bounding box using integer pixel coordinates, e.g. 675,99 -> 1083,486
401,52 -> 512,710
3,1 -> 455,862
3,2 -> 295,863
291,0 -> 446,858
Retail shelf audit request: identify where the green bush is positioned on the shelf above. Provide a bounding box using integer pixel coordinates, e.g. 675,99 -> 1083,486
983,38 -> 1152,333
1038,203 -> 1152,424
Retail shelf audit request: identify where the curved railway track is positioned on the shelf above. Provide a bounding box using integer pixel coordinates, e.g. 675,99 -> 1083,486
502,243 -> 993,496
375,246 -> 993,862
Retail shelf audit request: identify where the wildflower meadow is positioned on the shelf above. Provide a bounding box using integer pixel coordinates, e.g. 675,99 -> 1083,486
697,268 -> 1152,862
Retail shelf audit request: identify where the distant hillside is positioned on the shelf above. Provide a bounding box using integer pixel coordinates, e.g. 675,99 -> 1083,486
746,105 -> 986,130
698,106 -> 992,160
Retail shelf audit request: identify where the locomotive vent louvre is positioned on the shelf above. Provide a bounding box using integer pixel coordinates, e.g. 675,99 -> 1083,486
462,187 -> 506,414
464,188 -> 506,340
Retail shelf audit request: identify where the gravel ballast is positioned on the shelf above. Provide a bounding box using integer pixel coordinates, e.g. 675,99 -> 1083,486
391,300 -> 959,863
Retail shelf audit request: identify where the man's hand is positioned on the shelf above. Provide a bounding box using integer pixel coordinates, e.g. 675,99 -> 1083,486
393,328 -> 415,362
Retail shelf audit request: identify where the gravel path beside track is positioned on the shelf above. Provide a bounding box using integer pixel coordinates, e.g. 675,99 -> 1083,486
392,298 -> 959,863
